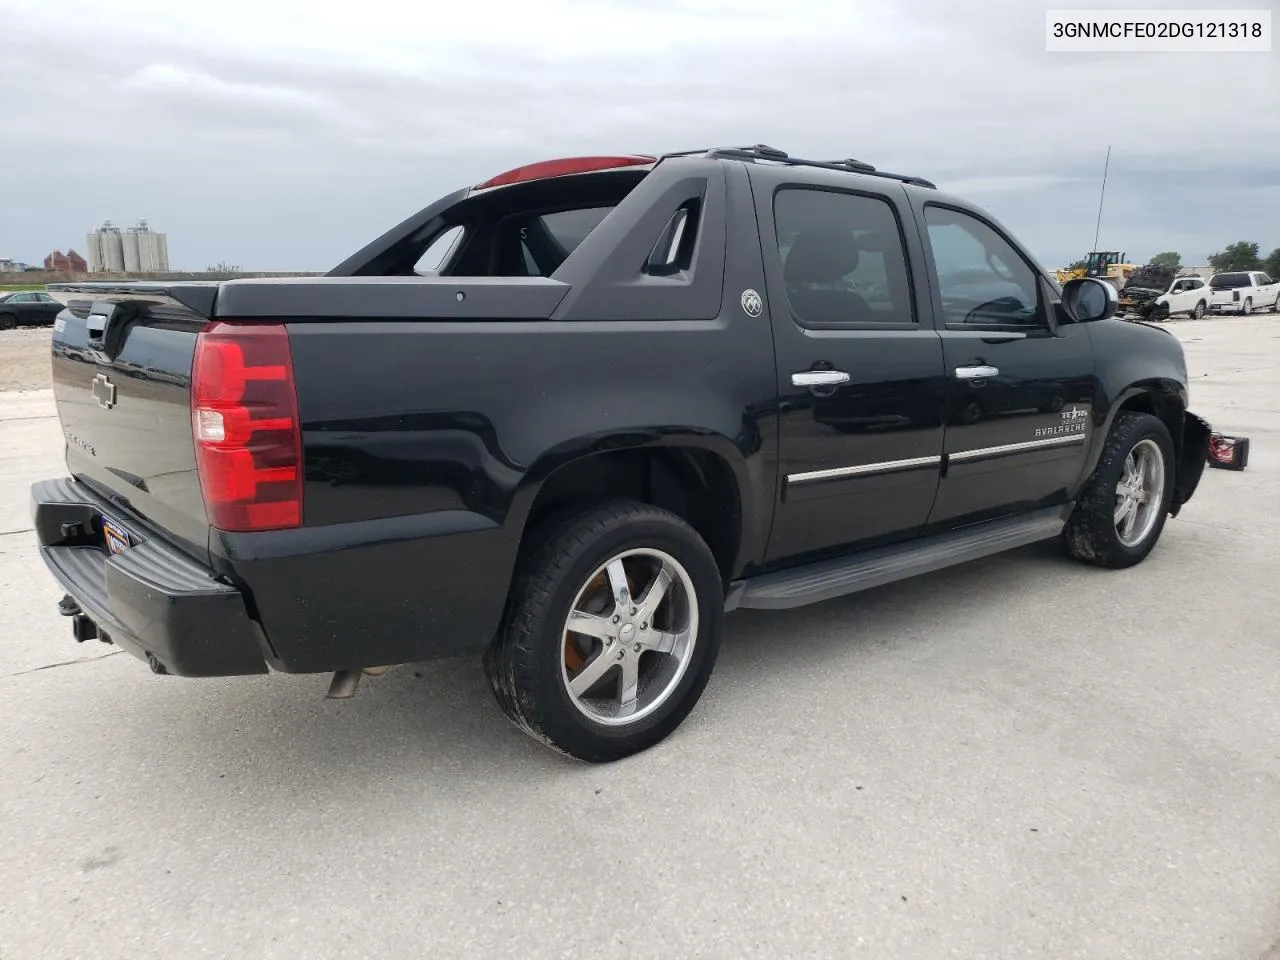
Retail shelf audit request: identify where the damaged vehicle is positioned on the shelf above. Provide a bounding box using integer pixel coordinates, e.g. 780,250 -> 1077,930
31,145 -> 1212,762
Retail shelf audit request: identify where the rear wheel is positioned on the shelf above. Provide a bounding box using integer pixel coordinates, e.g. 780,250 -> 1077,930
1242,297 -> 1253,315
485,500 -> 724,762
0,313 -> 16,331
1193,300 -> 1206,319
1063,412 -> 1174,569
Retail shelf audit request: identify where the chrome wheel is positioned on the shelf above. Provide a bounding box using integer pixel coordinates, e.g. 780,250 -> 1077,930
560,548 -> 698,727
1114,438 -> 1166,547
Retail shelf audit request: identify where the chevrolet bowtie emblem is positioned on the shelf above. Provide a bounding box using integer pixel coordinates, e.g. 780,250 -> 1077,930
92,373 -> 117,410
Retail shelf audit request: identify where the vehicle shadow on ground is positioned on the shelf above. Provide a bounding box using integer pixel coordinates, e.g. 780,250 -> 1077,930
92,539 -> 1073,817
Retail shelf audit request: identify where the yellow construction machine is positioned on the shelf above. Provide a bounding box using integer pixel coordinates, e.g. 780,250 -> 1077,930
1055,251 -> 1139,287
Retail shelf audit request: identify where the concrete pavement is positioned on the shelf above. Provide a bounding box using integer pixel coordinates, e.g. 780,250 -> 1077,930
1,318 -> 1277,960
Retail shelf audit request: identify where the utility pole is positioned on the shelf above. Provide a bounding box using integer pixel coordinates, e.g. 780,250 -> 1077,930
1092,145 -> 1111,253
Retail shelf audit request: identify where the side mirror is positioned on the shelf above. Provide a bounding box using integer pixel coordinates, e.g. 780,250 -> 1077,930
1061,276 -> 1118,323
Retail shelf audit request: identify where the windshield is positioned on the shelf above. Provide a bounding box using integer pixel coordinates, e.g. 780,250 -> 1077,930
1210,273 -> 1251,288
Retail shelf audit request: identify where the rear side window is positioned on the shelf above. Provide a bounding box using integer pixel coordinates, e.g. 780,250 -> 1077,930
773,188 -> 914,326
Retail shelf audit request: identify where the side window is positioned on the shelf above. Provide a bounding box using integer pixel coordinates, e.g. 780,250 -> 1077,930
414,225 -> 465,275
1258,274 -> 1272,286
923,205 -> 1046,328
9,293 -> 33,302
773,187 -> 914,326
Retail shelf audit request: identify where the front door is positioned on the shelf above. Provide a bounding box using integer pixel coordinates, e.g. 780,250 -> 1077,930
755,175 -> 948,565
916,202 -> 1098,528
1167,277 -> 1204,315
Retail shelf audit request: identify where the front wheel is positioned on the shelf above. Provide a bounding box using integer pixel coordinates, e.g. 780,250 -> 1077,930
485,500 -> 724,762
0,313 -> 16,331
1063,412 -> 1175,569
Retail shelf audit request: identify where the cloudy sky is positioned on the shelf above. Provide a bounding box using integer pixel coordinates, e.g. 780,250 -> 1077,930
2,0 -> 1276,272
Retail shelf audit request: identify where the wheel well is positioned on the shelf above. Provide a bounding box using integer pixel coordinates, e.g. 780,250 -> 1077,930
1115,392 -> 1184,458
522,449 -> 742,582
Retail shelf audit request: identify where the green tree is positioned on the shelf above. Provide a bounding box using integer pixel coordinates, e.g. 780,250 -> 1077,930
1066,258 -> 1087,272
1150,251 -> 1181,272
1262,248 -> 1280,278
1207,242 -> 1260,273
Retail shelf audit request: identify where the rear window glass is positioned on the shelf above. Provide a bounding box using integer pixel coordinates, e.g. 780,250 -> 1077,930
1210,273 -> 1251,288
538,208 -> 612,252
507,206 -> 615,277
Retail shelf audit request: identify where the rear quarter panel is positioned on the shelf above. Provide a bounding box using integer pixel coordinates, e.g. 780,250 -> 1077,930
221,158 -> 781,672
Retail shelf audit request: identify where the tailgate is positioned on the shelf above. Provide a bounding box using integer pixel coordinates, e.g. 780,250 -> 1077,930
46,282 -> 221,561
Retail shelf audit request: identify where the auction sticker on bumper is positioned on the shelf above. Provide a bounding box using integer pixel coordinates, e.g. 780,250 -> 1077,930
102,515 -> 132,556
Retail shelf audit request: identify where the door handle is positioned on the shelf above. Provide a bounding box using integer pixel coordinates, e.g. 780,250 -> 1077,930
955,365 -> 999,380
792,370 -> 850,387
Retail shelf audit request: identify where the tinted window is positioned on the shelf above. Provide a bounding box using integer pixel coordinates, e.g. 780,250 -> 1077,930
924,206 -> 1045,327
504,206 -> 615,277
774,188 -> 914,326
1210,273 -> 1251,288
7,293 -> 33,302
538,208 -> 611,253
1258,274 -> 1273,285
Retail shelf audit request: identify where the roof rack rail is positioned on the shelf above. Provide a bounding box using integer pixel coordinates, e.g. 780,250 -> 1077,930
661,145 -> 936,189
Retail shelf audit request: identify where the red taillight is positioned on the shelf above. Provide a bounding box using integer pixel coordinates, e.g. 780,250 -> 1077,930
191,321 -> 303,532
474,155 -> 656,189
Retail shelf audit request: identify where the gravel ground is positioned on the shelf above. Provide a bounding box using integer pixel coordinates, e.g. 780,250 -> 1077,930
0,327 -> 53,392
0,316 -> 1278,960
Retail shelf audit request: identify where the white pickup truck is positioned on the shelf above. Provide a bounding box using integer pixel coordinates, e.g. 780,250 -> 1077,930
1207,271 -> 1280,315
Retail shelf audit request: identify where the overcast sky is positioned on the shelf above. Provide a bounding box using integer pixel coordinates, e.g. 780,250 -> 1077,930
2,0 -> 1276,271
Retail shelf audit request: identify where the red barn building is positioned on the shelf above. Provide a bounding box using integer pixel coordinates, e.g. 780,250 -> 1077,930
43,249 -> 88,274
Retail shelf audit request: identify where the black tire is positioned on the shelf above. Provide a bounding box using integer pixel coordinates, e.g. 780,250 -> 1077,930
1193,300 -> 1206,319
1151,303 -> 1170,322
484,500 -> 724,763
0,313 -> 17,331
1241,297 -> 1252,316
1063,412 -> 1175,569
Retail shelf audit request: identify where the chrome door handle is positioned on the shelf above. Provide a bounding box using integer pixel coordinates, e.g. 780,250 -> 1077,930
792,370 -> 850,387
955,365 -> 999,379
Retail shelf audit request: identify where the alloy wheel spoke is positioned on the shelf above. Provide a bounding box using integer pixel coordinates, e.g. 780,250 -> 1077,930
617,655 -> 640,716
645,629 -> 684,656
569,650 -> 617,698
566,610 -> 615,641
605,558 -> 631,612
637,565 -> 673,621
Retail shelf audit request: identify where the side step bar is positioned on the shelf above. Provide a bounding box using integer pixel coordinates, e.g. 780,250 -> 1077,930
725,505 -> 1071,612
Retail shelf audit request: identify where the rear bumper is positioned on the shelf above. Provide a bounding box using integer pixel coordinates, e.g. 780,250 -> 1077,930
30,478 -> 269,677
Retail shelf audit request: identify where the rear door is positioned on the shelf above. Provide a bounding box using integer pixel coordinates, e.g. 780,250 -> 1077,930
913,201 -> 1098,528
750,168 -> 947,564
49,286 -> 216,559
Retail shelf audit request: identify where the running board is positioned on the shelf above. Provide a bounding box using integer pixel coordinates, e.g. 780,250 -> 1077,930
725,506 -> 1071,612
